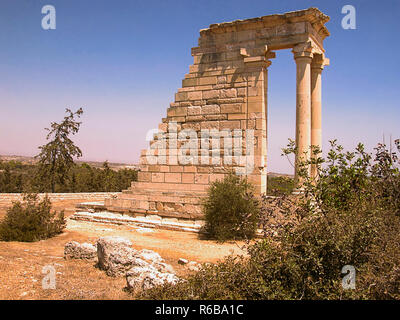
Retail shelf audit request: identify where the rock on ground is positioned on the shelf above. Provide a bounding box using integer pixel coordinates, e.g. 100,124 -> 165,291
178,258 -> 189,265
92,236 -> 179,291
96,236 -> 138,277
186,261 -> 201,272
126,265 -> 179,292
136,249 -> 175,274
136,249 -> 163,264
64,241 -> 97,260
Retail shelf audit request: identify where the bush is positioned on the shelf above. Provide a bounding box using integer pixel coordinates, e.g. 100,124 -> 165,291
266,176 -> 294,196
0,160 -> 138,193
0,194 -> 66,242
138,140 -> 400,300
202,173 -> 261,241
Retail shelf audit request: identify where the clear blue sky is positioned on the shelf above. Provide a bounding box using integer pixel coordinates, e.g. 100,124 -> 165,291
0,0 -> 399,174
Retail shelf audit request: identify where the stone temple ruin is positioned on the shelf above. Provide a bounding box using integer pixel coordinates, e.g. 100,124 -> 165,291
78,8 -> 330,228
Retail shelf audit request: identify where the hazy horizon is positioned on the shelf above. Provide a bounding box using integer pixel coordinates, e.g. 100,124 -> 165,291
1,0 -> 399,174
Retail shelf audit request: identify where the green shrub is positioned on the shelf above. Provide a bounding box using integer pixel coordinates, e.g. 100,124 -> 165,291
202,173 -> 260,241
0,194 -> 66,242
0,160 -> 138,193
266,176 -> 294,196
138,140 -> 400,300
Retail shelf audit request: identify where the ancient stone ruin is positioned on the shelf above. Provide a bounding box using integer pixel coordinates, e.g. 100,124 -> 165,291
104,8 -> 330,221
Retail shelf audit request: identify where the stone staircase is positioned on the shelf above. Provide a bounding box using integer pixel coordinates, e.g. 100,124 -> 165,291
103,176 -> 209,221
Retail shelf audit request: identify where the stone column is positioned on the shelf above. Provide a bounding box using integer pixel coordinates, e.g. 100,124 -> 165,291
293,43 -> 313,187
310,54 -> 325,179
241,47 -> 275,194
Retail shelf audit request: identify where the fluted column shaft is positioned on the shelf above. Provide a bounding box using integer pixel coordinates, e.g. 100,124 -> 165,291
293,50 -> 313,186
311,59 -> 323,179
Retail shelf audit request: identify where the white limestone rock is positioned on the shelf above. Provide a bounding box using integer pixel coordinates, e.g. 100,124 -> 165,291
136,249 -> 163,264
126,265 -> 179,292
96,236 -> 137,277
186,261 -> 201,272
178,258 -> 189,265
64,241 -> 97,261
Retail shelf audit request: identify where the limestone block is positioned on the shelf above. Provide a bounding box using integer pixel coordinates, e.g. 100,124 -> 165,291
217,76 -> 226,84
169,116 -> 186,122
182,78 -> 198,87
64,241 -> 97,261
189,64 -> 199,73
165,172 -> 182,183
196,166 -> 211,173
188,106 -> 201,115
182,122 -> 201,130
248,86 -> 259,97
126,266 -> 179,292
186,115 -> 204,122
170,166 -> 184,173
194,174 -> 209,184
96,236 -> 137,277
202,105 -> 220,114
152,173 -> 164,183
183,166 -> 197,173
174,92 -> 187,102
199,76 -> 217,85
167,106 -> 188,117
159,165 -> 170,172
220,120 -> 241,130
220,103 -> 242,114
202,90 -> 220,99
205,114 -> 227,121
237,87 -> 246,97
138,172 -> 152,182
148,165 -> 161,172
220,88 -> 237,98
187,91 -> 202,100
201,121 -> 220,130
182,173 -> 195,184
228,113 -> 247,120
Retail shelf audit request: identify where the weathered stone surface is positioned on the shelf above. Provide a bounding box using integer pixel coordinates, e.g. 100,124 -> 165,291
186,261 -> 201,272
136,249 -> 163,264
126,266 -> 179,292
64,241 -> 97,261
96,236 -> 137,277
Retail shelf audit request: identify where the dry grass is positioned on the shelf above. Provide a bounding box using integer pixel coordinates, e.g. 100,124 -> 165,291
0,200 -> 246,300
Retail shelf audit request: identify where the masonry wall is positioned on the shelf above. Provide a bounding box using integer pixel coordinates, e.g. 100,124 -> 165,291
106,8 -> 330,218
137,31 -> 270,194
0,192 -> 120,206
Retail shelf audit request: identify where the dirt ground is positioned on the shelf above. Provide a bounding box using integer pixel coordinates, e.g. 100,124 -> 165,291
0,200 -> 246,300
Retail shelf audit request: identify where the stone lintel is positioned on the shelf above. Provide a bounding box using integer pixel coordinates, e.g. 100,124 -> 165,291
198,7 -> 329,45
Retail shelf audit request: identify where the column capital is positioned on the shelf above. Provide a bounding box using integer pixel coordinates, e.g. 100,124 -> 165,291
241,45 -> 276,69
292,41 -> 314,60
311,53 -> 330,71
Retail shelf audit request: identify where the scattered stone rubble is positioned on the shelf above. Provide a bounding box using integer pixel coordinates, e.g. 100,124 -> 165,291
64,236 -> 180,292
64,241 -> 97,260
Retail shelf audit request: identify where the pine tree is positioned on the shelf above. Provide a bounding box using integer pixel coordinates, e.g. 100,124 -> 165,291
35,108 -> 83,192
